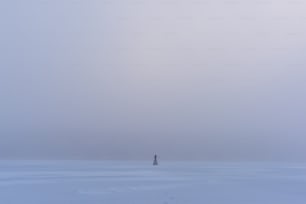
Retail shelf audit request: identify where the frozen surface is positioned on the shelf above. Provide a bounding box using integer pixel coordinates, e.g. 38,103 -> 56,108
1,161 -> 306,204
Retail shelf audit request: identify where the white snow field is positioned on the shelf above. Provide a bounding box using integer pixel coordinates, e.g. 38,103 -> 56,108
0,161 -> 306,204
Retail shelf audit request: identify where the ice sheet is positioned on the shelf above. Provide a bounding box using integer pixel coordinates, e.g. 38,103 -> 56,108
0,161 -> 306,204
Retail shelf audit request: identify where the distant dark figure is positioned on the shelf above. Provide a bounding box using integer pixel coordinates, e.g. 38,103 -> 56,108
153,154 -> 158,166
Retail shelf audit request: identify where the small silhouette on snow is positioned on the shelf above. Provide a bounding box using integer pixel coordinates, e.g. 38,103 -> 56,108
153,154 -> 158,166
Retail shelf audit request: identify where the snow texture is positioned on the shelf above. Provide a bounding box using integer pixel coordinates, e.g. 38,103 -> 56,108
0,161 -> 306,204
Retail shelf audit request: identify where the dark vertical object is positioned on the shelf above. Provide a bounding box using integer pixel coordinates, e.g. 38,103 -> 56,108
153,154 -> 158,166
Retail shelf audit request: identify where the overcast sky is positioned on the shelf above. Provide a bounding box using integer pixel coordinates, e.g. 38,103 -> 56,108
1,0 -> 306,161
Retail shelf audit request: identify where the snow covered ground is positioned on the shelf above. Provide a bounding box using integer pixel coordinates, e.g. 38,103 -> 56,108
0,161 -> 306,204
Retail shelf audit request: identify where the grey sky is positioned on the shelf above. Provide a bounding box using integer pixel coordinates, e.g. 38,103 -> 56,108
1,0 -> 306,160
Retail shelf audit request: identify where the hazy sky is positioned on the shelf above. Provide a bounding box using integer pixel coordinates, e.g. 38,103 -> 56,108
1,0 -> 306,161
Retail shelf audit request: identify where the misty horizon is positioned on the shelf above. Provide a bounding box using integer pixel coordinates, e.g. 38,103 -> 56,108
1,0 -> 306,161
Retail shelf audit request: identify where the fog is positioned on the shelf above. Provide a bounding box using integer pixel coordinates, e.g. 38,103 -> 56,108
1,0 -> 306,160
